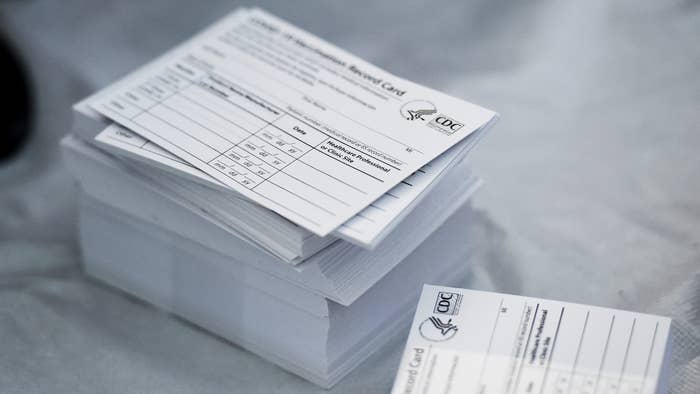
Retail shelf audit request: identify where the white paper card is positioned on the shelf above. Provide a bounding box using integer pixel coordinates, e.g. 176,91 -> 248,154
86,8 -> 496,236
392,285 -> 671,394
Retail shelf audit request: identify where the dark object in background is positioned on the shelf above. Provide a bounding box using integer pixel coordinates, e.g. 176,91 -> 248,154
0,30 -> 33,162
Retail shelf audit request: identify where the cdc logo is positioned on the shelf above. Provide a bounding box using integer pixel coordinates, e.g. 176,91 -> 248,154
428,115 -> 464,135
433,291 -> 462,315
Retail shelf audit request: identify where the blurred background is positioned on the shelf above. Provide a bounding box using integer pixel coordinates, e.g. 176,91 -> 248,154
0,1 -> 698,392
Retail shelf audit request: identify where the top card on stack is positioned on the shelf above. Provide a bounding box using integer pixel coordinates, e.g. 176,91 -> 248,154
73,7 -> 497,263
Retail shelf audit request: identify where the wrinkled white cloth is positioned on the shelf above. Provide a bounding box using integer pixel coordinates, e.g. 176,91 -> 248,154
0,1 -> 698,393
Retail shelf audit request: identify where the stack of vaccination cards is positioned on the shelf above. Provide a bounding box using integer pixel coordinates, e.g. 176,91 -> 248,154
61,8 -> 498,387
392,285 -> 672,394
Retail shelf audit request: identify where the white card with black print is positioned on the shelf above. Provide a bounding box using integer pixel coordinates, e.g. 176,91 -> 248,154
87,8 -> 496,236
392,285 -> 671,394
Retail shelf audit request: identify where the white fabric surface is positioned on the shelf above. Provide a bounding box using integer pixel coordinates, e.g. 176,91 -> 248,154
1,1 -> 698,392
